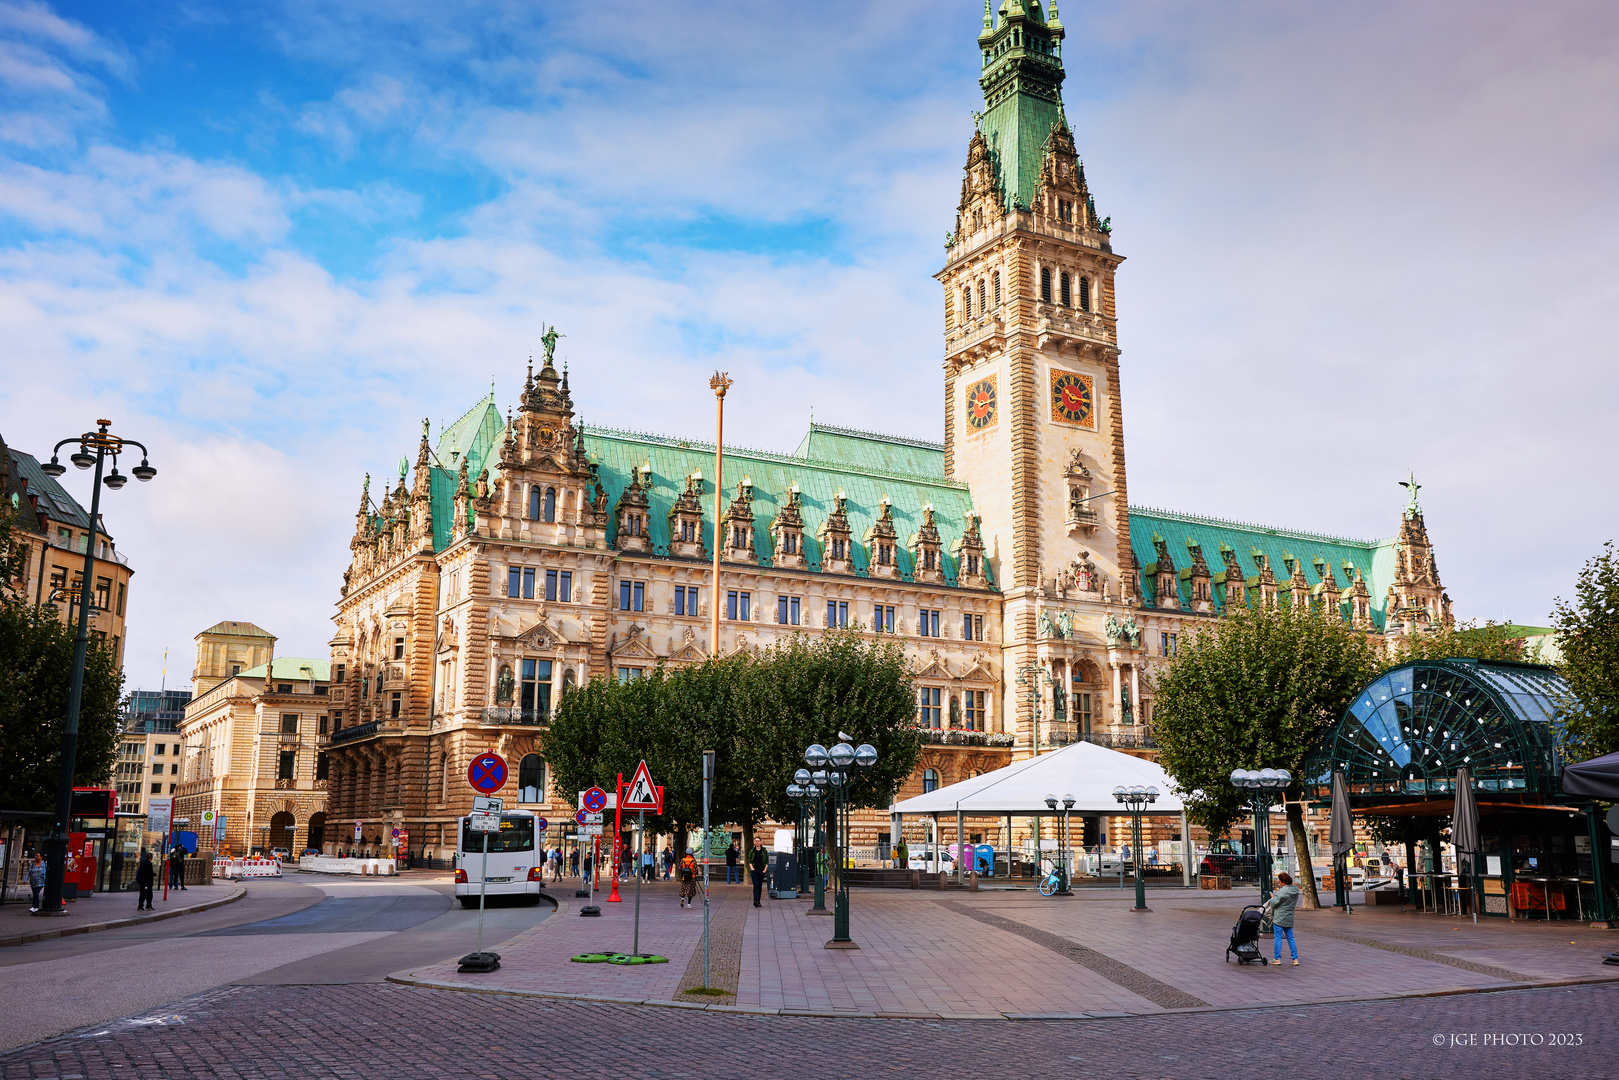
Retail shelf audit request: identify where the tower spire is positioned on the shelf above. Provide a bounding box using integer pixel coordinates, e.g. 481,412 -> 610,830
976,0 -> 1066,211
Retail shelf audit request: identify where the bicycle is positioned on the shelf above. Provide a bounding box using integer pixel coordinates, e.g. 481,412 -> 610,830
1037,858 -> 1068,897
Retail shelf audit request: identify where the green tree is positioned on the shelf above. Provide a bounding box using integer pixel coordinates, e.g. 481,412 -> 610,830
1151,602 -> 1378,908
0,501 -> 124,812
1393,620 -> 1525,665
1552,541 -> 1619,760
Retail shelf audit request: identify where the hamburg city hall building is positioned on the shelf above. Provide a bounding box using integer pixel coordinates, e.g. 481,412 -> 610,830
317,3 -> 1455,860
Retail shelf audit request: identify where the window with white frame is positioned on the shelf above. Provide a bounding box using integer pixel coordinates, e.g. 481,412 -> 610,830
963,689 -> 986,731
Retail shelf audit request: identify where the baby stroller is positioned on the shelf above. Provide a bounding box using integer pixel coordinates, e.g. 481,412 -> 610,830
1226,904 -> 1269,964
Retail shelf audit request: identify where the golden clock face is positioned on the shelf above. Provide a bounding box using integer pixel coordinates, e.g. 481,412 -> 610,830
1049,370 -> 1095,427
965,377 -> 997,431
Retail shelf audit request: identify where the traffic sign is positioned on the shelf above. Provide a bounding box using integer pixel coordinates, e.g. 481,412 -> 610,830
468,813 -> 501,832
622,760 -> 662,812
473,795 -> 504,814
582,787 -> 608,813
467,752 -> 508,795
581,824 -> 603,836
536,818 -> 548,832
354,822 -> 363,841
576,810 -> 602,826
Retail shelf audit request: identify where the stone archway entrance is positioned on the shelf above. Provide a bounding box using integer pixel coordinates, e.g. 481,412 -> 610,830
307,811 -> 327,852
269,810 -> 296,853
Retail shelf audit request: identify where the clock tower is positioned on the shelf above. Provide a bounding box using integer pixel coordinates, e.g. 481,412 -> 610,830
939,0 -> 1133,752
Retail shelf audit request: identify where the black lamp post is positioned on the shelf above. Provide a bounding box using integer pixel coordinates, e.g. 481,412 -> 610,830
1043,793 -> 1076,895
1112,784 -> 1158,912
1231,768 -> 1291,904
34,421 -> 155,917
787,781 -> 811,895
804,739 -> 877,949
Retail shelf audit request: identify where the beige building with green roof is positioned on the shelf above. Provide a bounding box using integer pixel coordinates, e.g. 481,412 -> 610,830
176,621 -> 332,855
317,3 -> 1455,858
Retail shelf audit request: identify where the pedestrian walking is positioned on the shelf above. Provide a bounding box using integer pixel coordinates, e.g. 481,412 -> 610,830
27,852 -> 46,911
1263,871 -> 1302,965
749,838 -> 768,907
662,846 -> 674,880
724,842 -> 739,884
570,848 -> 580,878
641,847 -> 655,881
135,851 -> 156,910
679,848 -> 698,908
583,851 -> 593,887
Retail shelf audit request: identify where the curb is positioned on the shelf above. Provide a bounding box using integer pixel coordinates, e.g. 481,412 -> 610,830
382,968 -> 1619,1022
0,884 -> 248,948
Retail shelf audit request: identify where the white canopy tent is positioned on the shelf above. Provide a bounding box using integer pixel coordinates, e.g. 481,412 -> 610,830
890,740 -> 1193,885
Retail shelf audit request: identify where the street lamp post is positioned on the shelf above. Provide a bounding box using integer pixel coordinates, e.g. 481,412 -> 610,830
1112,784 -> 1158,912
1014,663 -> 1056,756
786,781 -> 811,895
1043,794 -> 1076,895
805,739 -> 878,948
1230,768 -> 1291,904
35,421 -> 156,917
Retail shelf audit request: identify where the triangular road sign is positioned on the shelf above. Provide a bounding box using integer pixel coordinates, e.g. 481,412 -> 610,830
622,759 -> 662,812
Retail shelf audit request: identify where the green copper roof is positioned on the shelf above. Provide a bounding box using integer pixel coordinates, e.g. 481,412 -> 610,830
791,423 -> 946,479
978,0 -> 1066,211
429,393 -> 506,550
584,425 -> 993,589
1127,507 -> 1396,630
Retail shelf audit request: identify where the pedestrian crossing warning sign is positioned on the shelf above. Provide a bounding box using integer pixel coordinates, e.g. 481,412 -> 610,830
621,760 -> 662,813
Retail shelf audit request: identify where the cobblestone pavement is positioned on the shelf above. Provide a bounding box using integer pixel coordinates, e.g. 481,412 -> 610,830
1,980 -> 1614,1079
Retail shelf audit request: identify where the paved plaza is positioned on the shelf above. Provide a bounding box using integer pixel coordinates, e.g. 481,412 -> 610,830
396,878 -> 1619,1019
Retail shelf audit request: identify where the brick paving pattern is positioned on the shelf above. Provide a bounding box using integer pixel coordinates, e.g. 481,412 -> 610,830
937,899 -> 1210,1009
3,981 -> 1615,1079
674,891 -> 745,1001
1308,923 -> 1532,982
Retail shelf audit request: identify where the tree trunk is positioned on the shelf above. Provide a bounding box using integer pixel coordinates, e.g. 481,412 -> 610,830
741,821 -> 753,857
1287,801 -> 1321,909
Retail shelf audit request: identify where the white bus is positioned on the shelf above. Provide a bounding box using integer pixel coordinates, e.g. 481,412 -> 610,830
455,810 -> 545,907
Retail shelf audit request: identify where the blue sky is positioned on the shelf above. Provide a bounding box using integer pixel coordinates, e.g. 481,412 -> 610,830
3,0 -> 1616,689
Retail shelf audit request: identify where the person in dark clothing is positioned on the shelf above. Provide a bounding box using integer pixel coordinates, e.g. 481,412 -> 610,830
135,851 -> 156,910
570,848 -> 580,878
724,843 -> 740,884
749,839 -> 768,907
169,843 -> 188,890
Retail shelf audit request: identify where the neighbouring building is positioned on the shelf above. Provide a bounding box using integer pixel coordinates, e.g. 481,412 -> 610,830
318,3 -> 1457,859
175,622 -> 330,855
1,432 -> 136,670
115,689 -> 192,817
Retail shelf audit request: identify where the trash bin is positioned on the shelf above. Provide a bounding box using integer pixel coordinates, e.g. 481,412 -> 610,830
768,851 -> 798,899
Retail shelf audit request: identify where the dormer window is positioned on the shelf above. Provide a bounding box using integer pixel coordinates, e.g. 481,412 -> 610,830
831,538 -> 845,560
1057,198 -> 1073,223
732,525 -> 748,548
679,520 -> 697,543
967,554 -> 979,575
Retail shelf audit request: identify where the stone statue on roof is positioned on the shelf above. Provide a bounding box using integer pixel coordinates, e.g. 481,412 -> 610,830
541,325 -> 564,365
1399,471 -> 1422,519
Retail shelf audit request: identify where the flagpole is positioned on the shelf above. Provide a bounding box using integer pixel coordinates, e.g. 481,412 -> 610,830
709,373 -> 731,659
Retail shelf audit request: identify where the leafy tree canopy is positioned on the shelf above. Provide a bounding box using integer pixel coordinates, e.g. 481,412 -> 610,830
1553,540 -> 1619,760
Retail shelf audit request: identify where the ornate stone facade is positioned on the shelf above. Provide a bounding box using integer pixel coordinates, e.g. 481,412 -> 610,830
316,4 -> 1454,856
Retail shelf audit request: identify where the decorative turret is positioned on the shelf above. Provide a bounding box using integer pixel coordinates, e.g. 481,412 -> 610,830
1186,540 -> 1212,613
863,496 -> 901,580
721,476 -> 756,563
614,464 -> 652,554
909,503 -> 945,584
952,509 -> 987,586
771,485 -> 808,570
667,470 -> 707,560
1219,546 -> 1247,613
818,490 -> 854,574
1151,535 -> 1180,611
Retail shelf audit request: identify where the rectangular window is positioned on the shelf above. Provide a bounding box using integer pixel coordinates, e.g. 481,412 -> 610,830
314,684 -> 328,696
94,576 -> 110,612
918,609 -> 940,637
316,753 -> 330,781
777,596 -> 802,625
918,687 -> 942,728
318,715 -> 328,734
619,581 -> 645,612
727,590 -> 750,621
277,683 -> 293,694
521,568 -> 535,600
872,605 -> 894,633
1161,632 -> 1177,657
332,710 -> 343,731
559,571 -> 572,602
336,664 -> 346,685
390,691 -> 402,719
281,713 -> 298,734
824,600 -> 848,628
616,667 -> 643,683
964,690 -> 986,731
1076,692 -> 1093,734
116,582 -> 126,616
152,762 -> 163,775
154,743 -> 165,755
170,762 -> 178,775
675,585 -> 698,616
508,567 -> 521,597
278,751 -> 295,781
151,782 -> 161,794
546,569 -> 558,601
520,658 -> 554,716
963,613 -> 984,641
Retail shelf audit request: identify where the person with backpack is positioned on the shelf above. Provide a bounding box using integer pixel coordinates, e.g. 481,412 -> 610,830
679,848 -> 699,908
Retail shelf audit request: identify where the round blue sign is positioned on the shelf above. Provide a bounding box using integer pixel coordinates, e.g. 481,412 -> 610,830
467,752 -> 508,794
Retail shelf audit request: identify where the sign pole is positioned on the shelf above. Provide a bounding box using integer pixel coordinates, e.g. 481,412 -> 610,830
478,828 -> 488,956
702,749 -> 714,989
632,809 -> 645,956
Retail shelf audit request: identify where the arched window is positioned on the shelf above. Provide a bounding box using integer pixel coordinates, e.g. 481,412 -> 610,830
528,486 -> 541,520
993,271 -> 1001,306
518,754 -> 545,803
1060,271 -> 1071,307
923,769 -> 940,794
1040,266 -> 1052,304
1079,276 -> 1091,312
543,487 -> 556,523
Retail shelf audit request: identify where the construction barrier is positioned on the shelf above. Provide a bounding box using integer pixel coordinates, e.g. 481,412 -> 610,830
214,856 -> 283,879
297,855 -> 396,876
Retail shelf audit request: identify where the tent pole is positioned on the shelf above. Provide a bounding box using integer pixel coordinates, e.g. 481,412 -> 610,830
956,807 -> 965,887
1180,810 -> 1191,888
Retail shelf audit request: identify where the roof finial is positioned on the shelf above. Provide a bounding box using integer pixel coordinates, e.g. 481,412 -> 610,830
1399,472 -> 1423,518
983,0 -> 993,30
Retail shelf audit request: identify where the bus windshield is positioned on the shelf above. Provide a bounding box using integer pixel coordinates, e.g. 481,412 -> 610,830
459,815 -> 535,854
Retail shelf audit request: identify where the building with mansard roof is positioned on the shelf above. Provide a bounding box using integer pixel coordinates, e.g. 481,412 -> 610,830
315,1 -> 1453,859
